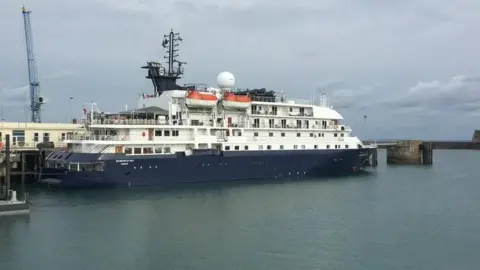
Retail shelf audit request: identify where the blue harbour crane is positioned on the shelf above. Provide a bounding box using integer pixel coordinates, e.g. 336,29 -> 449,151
22,5 -> 44,123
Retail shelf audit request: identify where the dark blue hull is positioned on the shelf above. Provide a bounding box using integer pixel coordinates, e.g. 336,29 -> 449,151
40,149 -> 373,188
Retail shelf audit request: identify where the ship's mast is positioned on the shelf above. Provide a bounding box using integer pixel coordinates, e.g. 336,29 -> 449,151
142,29 -> 187,96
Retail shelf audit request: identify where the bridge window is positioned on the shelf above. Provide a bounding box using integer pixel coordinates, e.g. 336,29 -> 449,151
143,147 -> 153,154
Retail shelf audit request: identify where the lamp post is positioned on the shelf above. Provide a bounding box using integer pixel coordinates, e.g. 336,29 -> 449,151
69,96 -> 73,122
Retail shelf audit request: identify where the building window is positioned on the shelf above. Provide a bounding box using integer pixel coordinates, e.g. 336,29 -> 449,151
61,133 -> 66,141
43,132 -> 50,142
33,132 -> 39,142
0,132 -> 2,141
155,130 -> 162,136
155,147 -> 162,153
125,148 -> 133,154
134,147 -> 142,154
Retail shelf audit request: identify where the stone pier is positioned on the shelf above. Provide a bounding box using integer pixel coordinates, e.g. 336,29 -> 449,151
386,140 -> 423,165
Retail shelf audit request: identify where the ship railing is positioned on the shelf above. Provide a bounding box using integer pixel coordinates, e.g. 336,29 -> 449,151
67,134 -> 128,141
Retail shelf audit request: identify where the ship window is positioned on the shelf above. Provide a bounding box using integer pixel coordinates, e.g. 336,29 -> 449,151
327,145 -> 330,149
238,132 -> 242,136
143,147 -> 153,154
155,147 -> 162,153
259,145 -> 264,150
341,133 -> 344,137
338,145 -> 341,148
254,132 -> 259,137
244,145 -> 248,150
267,145 -> 271,150
225,146 -> 230,150
334,133 -> 338,137
164,147 -> 171,153
310,133 -> 314,137
172,130 -> 179,136
280,145 -> 284,149
134,147 -> 142,154
297,133 -> 301,137
301,145 -> 305,149
314,145 -> 318,149
269,132 -> 273,137
281,133 -> 285,137
164,130 -> 170,136
335,145 -> 338,149
234,146 -> 239,150
345,145 -> 349,148
294,145 -> 298,149
125,148 -> 133,154
155,130 -> 162,136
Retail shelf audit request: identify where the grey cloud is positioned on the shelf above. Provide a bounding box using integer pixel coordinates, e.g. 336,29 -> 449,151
1,0 -> 480,139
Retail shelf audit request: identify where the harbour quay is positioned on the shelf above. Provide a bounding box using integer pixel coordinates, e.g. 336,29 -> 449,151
364,130 -> 480,165
0,121 -> 86,184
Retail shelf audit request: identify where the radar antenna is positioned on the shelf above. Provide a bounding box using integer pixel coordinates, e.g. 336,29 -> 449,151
142,29 -> 187,96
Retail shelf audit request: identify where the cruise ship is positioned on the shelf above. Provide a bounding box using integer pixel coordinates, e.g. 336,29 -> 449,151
40,30 -> 377,188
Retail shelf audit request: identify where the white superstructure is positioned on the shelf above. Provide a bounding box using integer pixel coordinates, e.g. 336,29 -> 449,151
65,72 -> 366,156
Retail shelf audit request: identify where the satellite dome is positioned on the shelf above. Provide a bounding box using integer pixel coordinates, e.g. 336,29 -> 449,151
216,71 -> 235,89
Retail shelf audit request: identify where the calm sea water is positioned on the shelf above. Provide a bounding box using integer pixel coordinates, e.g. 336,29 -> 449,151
1,150 -> 480,270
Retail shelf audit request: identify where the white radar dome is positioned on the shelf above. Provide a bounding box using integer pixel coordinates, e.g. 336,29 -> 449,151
216,71 -> 235,89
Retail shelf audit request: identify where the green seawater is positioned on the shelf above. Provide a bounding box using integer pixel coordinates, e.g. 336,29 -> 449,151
1,150 -> 480,270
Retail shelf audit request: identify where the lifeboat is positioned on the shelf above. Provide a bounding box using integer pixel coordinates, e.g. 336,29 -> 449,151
222,92 -> 251,109
185,90 -> 218,107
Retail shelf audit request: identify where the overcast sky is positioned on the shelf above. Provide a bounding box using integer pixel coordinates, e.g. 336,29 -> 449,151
1,0 -> 480,139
